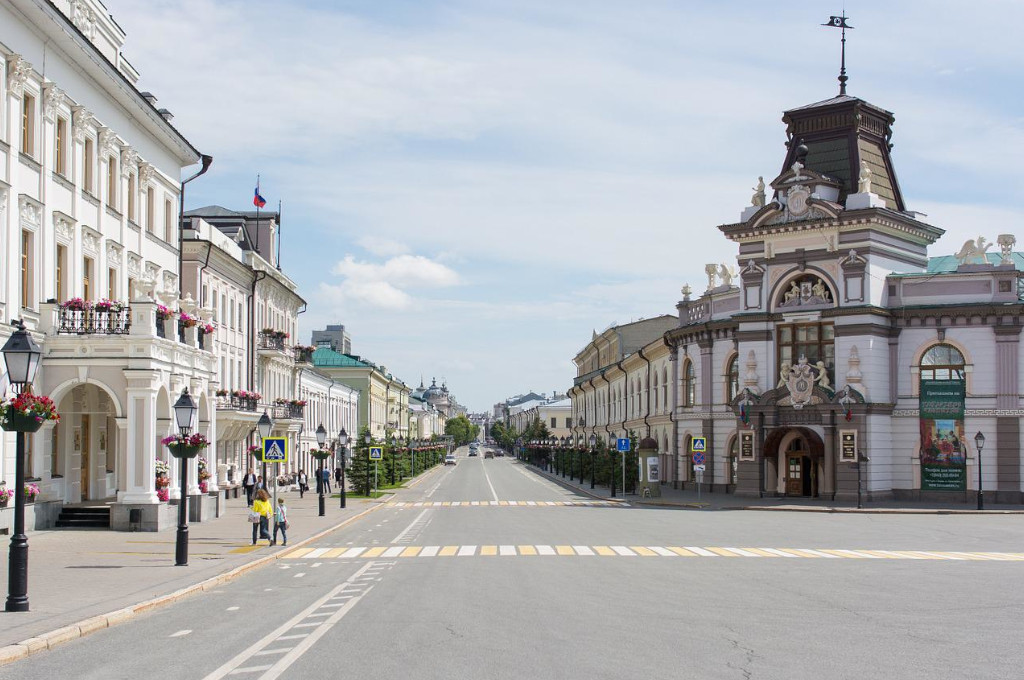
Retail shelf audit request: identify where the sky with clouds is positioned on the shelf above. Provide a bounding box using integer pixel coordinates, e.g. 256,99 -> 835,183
111,0 -> 1023,412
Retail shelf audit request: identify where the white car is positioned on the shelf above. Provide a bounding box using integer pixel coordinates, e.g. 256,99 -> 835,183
445,454 -> 457,466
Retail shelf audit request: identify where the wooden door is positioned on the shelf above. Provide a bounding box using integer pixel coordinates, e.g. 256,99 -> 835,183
80,415 -> 90,501
785,455 -> 803,495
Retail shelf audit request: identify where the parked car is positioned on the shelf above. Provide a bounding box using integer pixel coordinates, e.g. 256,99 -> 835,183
445,454 -> 457,466
484,451 -> 494,459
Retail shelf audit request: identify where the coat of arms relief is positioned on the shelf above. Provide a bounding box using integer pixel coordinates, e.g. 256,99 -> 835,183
777,356 -> 830,409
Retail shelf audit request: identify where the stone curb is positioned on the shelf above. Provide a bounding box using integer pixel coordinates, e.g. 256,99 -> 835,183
523,463 -> 628,504
0,499 -> 388,667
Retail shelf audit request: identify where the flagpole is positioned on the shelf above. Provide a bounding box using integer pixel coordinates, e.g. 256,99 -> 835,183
276,199 -> 282,271
839,16 -> 848,94
255,174 -> 261,253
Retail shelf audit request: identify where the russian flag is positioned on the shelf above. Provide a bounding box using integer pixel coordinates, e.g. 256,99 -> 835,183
253,186 -> 266,208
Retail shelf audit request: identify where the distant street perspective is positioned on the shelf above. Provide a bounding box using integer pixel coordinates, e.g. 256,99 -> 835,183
4,449 -> 1024,679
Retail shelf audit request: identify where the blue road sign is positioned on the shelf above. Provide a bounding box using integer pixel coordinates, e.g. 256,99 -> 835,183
693,451 -> 706,465
369,446 -> 383,460
262,437 -> 288,463
616,438 -> 631,452
691,437 -> 707,453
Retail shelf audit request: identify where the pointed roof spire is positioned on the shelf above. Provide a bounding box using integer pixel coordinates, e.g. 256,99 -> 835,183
822,14 -> 854,95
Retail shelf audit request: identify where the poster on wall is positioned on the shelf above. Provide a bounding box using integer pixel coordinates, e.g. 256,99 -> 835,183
919,378 -> 966,491
646,457 -> 660,483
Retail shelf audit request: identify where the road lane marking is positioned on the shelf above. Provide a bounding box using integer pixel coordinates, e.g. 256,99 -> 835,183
401,547 -> 422,557
420,546 -> 439,557
536,545 -> 556,556
439,546 -> 458,556
482,465 -> 500,502
481,545 -> 498,556
668,547 -> 697,557
458,545 -> 476,556
593,546 -> 615,556
499,545 -> 516,556
630,546 -> 657,556
573,546 -> 594,555
518,545 -> 538,556
556,545 -> 575,556
684,547 -> 718,557
170,630 -> 192,637
391,508 -> 430,544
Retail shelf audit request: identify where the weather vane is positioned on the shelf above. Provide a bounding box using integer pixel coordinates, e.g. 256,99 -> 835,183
822,13 -> 853,95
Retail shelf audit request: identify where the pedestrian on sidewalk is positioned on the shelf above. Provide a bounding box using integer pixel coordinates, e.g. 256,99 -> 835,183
243,469 -> 256,505
251,489 -> 272,545
256,475 -> 265,492
322,467 -> 332,494
334,466 -> 342,490
298,469 -> 307,498
273,498 -> 288,546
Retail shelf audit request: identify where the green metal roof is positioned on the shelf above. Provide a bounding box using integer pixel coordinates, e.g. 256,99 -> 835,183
924,252 -> 1024,274
311,347 -> 371,368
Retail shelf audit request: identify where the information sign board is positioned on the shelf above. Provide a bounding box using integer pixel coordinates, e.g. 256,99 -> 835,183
369,446 -> 383,460
261,437 -> 288,463
691,437 -> 707,453
693,451 -> 706,465
616,438 -> 631,452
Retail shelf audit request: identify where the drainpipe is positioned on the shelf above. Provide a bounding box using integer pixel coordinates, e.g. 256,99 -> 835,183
665,336 -> 678,488
177,154 -> 213,296
247,270 -> 267,389
638,348 -> 652,436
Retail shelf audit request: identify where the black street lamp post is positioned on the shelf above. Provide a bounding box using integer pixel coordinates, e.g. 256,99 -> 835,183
3,320 -> 43,612
257,410 -> 272,497
172,388 -> 199,566
588,433 -> 597,489
364,431 -> 373,497
338,428 -> 348,509
315,424 -> 328,517
975,431 -> 985,510
389,435 -> 397,485
609,435 -> 617,498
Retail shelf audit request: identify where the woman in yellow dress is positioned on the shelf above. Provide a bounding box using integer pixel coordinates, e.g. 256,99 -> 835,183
251,489 -> 272,545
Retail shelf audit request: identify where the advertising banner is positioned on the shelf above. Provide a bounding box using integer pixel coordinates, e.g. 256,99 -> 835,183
919,379 -> 966,491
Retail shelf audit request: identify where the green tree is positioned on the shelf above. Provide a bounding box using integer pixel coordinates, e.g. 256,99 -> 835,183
348,426 -> 388,496
445,414 -> 477,447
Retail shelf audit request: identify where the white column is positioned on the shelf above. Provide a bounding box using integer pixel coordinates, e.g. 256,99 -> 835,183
121,370 -> 160,504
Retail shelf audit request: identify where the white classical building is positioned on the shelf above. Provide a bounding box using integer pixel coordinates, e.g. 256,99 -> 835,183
295,369 -> 359,477
1,0 -> 217,530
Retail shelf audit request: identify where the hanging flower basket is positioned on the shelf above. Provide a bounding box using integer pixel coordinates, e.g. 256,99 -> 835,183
162,433 -> 209,459
1,394 -> 60,433
309,448 -> 332,461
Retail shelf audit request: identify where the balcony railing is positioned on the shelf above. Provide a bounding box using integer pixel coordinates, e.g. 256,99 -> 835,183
56,306 -> 131,335
295,347 -> 314,363
258,332 -> 287,351
273,403 -> 306,419
223,395 -> 259,412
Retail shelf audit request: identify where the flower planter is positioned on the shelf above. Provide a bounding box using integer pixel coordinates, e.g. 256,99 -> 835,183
168,444 -> 203,459
1,411 -> 46,433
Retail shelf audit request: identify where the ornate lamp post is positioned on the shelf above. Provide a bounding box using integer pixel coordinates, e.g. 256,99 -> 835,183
2,320 -> 43,612
588,433 -> 597,489
170,388 -> 199,566
388,435 -> 397,485
337,428 -> 348,509
364,431 -> 373,497
257,410 -> 273,493
975,431 -> 985,510
314,424 -> 329,517
609,434 -> 617,498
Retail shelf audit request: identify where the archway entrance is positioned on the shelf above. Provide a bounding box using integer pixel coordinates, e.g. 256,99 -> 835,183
56,384 -> 119,503
764,427 -> 824,497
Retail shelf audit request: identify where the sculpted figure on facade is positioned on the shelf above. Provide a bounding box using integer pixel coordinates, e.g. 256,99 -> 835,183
751,176 -> 765,207
857,160 -> 873,193
705,263 -> 718,290
718,263 -> 736,287
954,236 -> 992,265
784,281 -> 800,302
997,234 -> 1016,265
814,361 -> 831,390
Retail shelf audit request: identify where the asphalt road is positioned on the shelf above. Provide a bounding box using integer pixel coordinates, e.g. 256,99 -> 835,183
5,449 -> 1024,680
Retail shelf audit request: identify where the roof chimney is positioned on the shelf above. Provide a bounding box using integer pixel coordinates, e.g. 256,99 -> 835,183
157,108 -> 174,122
140,91 -> 158,106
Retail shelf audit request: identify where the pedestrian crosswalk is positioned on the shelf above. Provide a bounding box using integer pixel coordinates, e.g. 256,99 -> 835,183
388,500 -> 625,508
281,545 -> 1024,562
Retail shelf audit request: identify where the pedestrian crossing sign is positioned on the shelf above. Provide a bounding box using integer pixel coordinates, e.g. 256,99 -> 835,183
261,437 -> 288,463
369,446 -> 383,460
691,437 -> 707,453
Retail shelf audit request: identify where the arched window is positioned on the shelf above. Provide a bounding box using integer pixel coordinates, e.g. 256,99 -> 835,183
920,344 -> 965,381
653,372 -> 659,412
662,367 -> 669,411
683,359 -> 696,407
725,355 -> 739,403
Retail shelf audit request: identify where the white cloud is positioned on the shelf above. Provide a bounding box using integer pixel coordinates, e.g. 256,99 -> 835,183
319,254 -> 460,310
356,236 -> 410,257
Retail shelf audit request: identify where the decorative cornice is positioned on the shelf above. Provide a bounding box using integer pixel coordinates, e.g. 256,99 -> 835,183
54,214 -> 75,243
72,106 -> 95,142
98,127 -> 119,155
18,195 -> 41,231
120,146 -> 139,178
82,226 -> 101,255
138,161 -> 155,186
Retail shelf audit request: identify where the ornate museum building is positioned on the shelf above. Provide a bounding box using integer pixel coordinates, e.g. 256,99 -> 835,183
571,91 -> 1023,503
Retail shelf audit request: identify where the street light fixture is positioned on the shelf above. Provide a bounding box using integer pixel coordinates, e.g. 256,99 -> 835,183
364,431 -> 373,497
315,424 -> 328,517
172,388 -> 198,567
3,320 -> 42,612
975,431 -> 985,510
388,435 -> 397,485
337,427 -> 348,509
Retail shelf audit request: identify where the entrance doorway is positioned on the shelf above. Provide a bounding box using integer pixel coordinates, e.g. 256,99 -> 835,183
764,427 -> 824,498
786,453 -> 812,496
81,414 -> 91,501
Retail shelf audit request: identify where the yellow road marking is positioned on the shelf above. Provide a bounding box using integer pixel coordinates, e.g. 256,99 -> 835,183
282,548 -> 313,559
781,549 -> 822,558
518,545 -> 537,556
706,547 -> 740,557
630,546 -> 657,556
556,545 -> 575,556
480,545 -> 498,556
400,547 -> 422,557
362,547 -> 387,558
742,548 -> 779,557
593,546 -> 615,556
322,548 -> 348,558
667,547 -> 697,556
438,546 -> 459,556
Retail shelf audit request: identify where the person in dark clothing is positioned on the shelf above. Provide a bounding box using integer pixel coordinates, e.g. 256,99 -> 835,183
242,469 -> 256,505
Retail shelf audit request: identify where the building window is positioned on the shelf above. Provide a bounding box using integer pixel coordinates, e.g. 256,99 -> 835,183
127,173 -> 136,221
565,417 -> 572,428
51,423 -> 61,477
83,257 -> 94,301
21,230 -> 33,309
165,198 -> 174,242
22,94 -> 35,156
107,156 -> 118,207
146,186 -> 155,233
56,244 -> 67,302
127,277 -> 136,301
108,267 -> 117,300
777,322 -> 835,385
683,359 -> 695,406
83,138 -> 95,193
55,117 -> 68,176
725,355 -> 739,403
920,345 -> 965,381
550,417 -> 557,428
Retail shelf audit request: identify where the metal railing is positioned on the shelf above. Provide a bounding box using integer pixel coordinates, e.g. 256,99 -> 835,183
56,306 -> 131,335
258,332 -> 287,351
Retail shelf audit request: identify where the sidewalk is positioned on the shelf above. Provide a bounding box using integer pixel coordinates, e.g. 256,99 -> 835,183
524,461 -> 1024,514
0,467 -> 441,661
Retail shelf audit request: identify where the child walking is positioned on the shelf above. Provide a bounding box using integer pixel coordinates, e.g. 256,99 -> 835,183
273,497 -> 288,546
